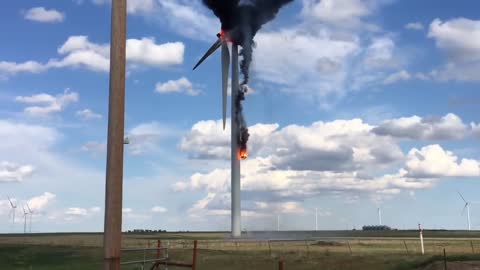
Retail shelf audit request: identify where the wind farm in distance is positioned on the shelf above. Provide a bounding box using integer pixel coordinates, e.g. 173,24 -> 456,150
2,190 -> 480,270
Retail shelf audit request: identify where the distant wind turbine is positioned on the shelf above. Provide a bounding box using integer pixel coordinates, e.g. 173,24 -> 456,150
378,207 -> 382,225
7,196 -> 17,226
458,191 -> 472,231
277,214 -> 280,232
22,205 -> 28,234
26,203 -> 34,233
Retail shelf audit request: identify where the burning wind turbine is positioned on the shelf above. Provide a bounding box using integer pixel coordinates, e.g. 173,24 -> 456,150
193,0 -> 293,238
193,0 -> 293,161
193,29 -> 250,160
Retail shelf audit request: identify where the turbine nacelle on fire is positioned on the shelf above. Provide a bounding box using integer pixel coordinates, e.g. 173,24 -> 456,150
192,30 -> 231,130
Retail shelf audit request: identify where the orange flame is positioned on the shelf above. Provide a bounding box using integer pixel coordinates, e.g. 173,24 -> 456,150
238,147 -> 248,160
219,29 -> 232,43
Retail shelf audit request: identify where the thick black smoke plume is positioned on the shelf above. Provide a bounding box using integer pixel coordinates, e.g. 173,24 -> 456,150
202,0 -> 292,155
203,0 -> 293,85
236,85 -> 250,152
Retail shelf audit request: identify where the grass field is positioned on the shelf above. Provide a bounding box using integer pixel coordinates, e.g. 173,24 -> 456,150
1,231 -> 480,269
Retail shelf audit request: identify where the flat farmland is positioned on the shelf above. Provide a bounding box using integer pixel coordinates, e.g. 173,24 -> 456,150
1,231 -> 480,269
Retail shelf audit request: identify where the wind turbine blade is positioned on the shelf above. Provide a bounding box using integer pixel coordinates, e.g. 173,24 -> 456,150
221,42 -> 230,130
7,196 -> 14,208
462,203 -> 468,215
192,39 -> 222,70
458,191 -> 467,203
26,203 -> 32,213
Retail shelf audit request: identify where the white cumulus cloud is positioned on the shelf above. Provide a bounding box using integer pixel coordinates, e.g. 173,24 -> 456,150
127,38 -> 184,67
0,61 -> 47,76
254,28 -> 359,100
383,70 -> 411,84
155,77 -> 200,96
157,0 -> 219,41
472,123 -> 480,139
27,192 -> 56,212
175,113 -> 479,218
180,118 -> 403,172
126,122 -> 177,155
24,7 -> 65,23
405,145 -> 480,178
15,89 -> 79,116
405,22 -> 424,31
428,18 -> 480,81
302,0 -> 373,28
362,37 -> 399,69
174,157 -> 435,218
63,206 -> 101,221
91,0 -> 157,14
0,162 -> 34,183
151,206 -> 167,213
429,18 -> 480,62
76,109 -> 102,120
65,207 -> 88,216
373,113 -> 468,140
0,35 -> 184,77
81,141 -> 107,154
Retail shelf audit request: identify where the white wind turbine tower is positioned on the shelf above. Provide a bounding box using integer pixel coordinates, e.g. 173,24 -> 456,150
277,214 -> 280,232
458,191 -> 471,231
7,196 -> 17,226
418,223 -> 425,255
26,203 -> 34,233
22,205 -> 28,234
378,207 -> 382,225
315,208 -> 318,231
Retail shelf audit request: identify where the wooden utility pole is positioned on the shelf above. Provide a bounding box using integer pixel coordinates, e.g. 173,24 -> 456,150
443,248 -> 447,270
104,0 -> 126,269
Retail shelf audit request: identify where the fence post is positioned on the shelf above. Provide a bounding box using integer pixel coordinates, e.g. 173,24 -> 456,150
305,240 -> 310,257
443,248 -> 447,270
152,240 -> 161,270
143,248 -> 146,269
347,241 -> 352,255
192,240 -> 198,270
403,240 -> 409,255
268,241 -> 272,257
278,259 -> 285,270
157,240 -> 161,260
471,241 -> 475,254
166,241 -> 169,259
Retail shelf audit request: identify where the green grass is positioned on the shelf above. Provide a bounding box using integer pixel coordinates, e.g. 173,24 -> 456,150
1,232 -> 480,269
0,245 -> 103,270
394,254 -> 480,270
3,245 -> 478,270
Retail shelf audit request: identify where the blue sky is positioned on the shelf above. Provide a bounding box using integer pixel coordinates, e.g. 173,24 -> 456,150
1,0 -> 480,233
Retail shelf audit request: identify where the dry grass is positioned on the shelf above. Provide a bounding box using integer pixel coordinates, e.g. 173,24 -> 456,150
1,232 -> 480,269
